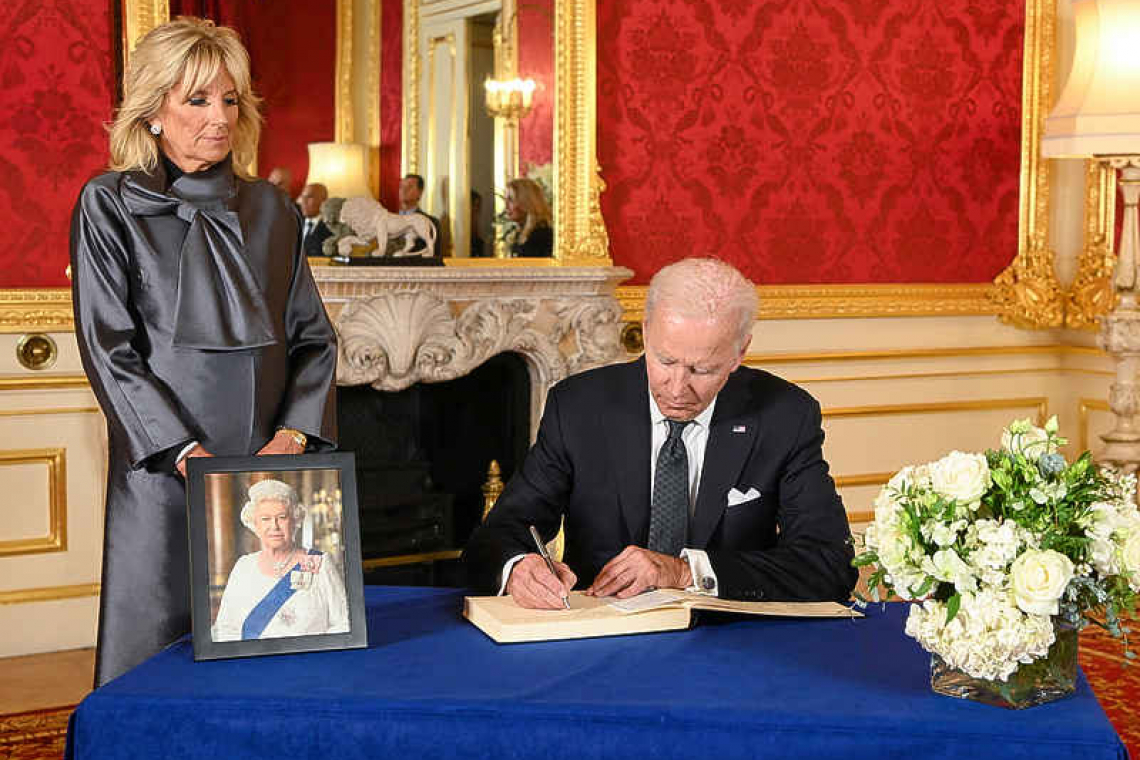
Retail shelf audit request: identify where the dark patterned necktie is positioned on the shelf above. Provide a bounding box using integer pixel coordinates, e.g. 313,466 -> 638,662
648,419 -> 691,556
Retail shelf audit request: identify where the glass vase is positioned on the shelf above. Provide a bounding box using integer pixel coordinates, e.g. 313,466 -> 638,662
930,620 -> 1078,709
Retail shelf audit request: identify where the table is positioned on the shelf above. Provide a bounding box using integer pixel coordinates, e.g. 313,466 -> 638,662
66,587 -> 1126,760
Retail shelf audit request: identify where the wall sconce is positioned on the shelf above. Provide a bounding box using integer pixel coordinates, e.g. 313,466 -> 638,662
305,142 -> 374,199
484,78 -> 536,121
1042,0 -> 1140,471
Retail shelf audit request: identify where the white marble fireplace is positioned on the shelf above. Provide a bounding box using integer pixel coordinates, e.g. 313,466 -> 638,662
311,265 -> 633,439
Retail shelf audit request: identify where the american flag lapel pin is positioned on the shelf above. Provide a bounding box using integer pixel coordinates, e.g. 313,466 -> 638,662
732,425 -> 747,434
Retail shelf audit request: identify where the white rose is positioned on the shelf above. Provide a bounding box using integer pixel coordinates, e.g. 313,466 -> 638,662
1121,531 -> 1140,588
1009,549 -> 1073,616
1000,421 -> 1052,460
929,451 -> 990,504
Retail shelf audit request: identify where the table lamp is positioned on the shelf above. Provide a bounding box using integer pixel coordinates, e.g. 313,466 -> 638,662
306,142 -> 374,200
1042,0 -> 1140,471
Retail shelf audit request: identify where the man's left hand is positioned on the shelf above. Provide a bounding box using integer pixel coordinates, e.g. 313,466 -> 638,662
586,546 -> 692,598
257,429 -> 305,456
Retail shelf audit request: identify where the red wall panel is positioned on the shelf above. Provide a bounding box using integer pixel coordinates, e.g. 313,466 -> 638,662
0,0 -> 117,288
597,0 -> 1026,285
519,0 -> 554,173
379,0 -> 403,210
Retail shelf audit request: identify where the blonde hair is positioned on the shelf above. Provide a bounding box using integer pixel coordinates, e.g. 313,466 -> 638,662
645,258 -> 758,350
507,178 -> 552,244
108,17 -> 262,175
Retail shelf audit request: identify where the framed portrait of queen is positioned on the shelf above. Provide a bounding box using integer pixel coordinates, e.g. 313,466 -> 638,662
186,452 -> 366,660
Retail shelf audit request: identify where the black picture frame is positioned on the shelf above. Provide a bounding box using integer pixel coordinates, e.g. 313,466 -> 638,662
186,452 -> 367,661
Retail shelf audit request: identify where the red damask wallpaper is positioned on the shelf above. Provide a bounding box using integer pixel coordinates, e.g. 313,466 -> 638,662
519,0 -> 554,173
0,0 -> 116,288
598,0 -> 1026,284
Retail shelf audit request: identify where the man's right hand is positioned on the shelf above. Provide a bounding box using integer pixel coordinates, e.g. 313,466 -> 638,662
176,444 -> 214,478
505,553 -> 577,609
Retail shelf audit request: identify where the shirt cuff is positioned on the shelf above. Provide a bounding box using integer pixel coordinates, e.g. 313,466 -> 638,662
680,548 -> 719,597
497,553 -> 528,596
175,441 -> 200,468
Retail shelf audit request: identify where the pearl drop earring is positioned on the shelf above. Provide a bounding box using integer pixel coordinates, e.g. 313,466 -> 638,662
148,123 -> 162,136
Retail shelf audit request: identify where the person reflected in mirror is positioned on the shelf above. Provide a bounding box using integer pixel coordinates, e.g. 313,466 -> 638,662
505,177 -> 553,258
398,173 -> 440,257
299,183 -> 333,258
212,480 -> 349,642
471,190 -> 490,258
70,17 -> 337,686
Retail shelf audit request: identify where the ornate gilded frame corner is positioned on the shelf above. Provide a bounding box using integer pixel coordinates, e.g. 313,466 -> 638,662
1064,162 -> 1117,330
991,0 -> 1064,329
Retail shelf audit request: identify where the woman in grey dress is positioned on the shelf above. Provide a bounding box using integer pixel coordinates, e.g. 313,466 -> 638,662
70,17 -> 337,686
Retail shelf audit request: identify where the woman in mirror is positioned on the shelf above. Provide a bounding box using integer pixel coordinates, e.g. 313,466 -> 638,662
70,17 -> 337,686
505,177 -> 553,258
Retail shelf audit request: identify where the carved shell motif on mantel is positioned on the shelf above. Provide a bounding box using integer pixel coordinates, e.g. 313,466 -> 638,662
334,292 -> 624,393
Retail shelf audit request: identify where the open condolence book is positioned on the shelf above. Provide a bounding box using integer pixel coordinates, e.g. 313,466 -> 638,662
463,589 -> 860,643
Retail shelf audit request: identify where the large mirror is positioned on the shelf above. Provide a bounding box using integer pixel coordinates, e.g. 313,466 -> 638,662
123,0 -> 610,266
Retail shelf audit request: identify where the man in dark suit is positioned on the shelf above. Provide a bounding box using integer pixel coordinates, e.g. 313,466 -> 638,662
464,258 -> 856,608
398,173 -> 441,257
299,183 -> 333,257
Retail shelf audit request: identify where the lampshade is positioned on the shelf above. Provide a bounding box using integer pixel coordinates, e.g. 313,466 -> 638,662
1042,0 -> 1140,158
305,142 -> 373,198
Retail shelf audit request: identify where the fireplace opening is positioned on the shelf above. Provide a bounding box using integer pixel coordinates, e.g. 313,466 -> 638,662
336,351 -> 531,586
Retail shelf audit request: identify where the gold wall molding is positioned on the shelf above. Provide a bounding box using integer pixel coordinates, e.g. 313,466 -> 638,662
1078,397 -> 1110,453
1065,162 -> 1118,330
616,284 -> 996,323
0,376 -> 90,391
823,397 -> 1047,424
0,290 -> 74,334
0,448 -> 67,557
746,344 -> 1082,365
0,407 -> 99,418
0,583 -> 99,606
991,0 -> 1064,329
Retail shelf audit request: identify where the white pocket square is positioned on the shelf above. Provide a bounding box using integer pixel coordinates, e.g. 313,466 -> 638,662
726,487 -> 760,507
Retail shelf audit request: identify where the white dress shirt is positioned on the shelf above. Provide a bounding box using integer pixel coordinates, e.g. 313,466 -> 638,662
497,389 -> 723,596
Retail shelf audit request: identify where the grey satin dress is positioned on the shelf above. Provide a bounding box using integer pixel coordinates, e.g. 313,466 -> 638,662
70,155 -> 337,686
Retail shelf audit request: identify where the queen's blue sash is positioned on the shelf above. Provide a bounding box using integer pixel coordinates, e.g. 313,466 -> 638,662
242,549 -> 322,640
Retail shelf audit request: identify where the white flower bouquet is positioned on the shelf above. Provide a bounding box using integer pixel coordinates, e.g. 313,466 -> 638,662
854,417 -> 1140,691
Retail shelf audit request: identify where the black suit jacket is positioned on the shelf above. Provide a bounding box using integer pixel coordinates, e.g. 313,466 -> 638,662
464,358 -> 857,601
301,218 -> 333,257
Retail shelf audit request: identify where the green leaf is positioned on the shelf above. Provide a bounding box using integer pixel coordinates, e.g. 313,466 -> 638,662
945,593 -> 961,624
851,552 -> 878,567
913,575 -> 936,598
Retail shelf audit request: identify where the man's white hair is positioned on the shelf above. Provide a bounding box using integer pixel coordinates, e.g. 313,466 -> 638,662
644,258 -> 758,349
240,479 -> 305,534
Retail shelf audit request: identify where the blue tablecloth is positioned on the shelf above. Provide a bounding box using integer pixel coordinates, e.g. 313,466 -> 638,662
66,587 -> 1126,760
